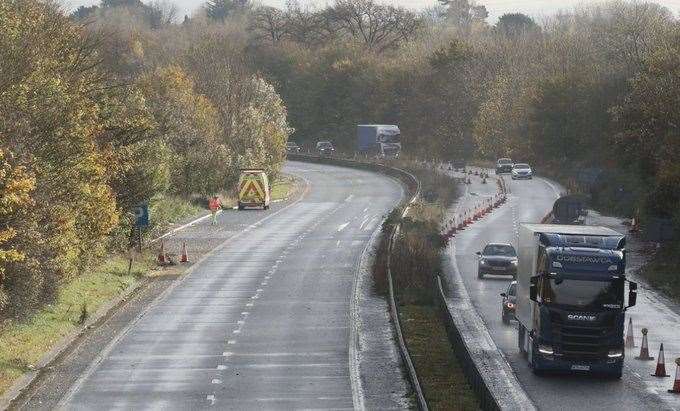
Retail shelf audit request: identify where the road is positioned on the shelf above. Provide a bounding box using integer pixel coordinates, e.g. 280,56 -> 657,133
445,168 -> 680,410
48,161 -> 407,410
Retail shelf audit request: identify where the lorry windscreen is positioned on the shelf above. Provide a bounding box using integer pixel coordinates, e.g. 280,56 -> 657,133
378,133 -> 400,143
542,278 -> 623,309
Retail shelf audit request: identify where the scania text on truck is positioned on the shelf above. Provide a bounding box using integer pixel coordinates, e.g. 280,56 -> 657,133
516,224 -> 637,378
357,125 -> 401,159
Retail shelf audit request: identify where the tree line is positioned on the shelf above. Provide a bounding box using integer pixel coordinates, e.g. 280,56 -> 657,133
244,0 -> 678,224
0,0 -> 290,318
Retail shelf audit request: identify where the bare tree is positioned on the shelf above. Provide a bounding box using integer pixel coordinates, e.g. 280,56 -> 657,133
147,0 -> 179,27
249,6 -> 289,43
328,0 -> 423,51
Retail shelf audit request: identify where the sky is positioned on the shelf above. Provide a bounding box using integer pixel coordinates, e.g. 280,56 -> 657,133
60,0 -> 680,22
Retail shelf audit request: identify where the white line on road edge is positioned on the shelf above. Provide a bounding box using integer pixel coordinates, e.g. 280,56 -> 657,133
150,211 -> 217,244
56,173 -> 312,409
442,169 -> 536,410
349,173 -> 407,411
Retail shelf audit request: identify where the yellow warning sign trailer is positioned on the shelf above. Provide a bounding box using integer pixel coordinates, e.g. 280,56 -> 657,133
238,169 -> 271,210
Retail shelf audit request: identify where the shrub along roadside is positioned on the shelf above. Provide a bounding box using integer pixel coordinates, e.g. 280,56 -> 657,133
0,196 -> 200,395
0,173 -> 300,396
0,254 -> 152,395
377,162 -> 479,409
638,242 -> 680,304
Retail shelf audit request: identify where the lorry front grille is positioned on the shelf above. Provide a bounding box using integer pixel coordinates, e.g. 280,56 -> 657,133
550,312 -> 615,359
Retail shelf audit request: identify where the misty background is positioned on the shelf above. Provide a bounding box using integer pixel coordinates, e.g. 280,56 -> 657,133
57,0 -> 680,22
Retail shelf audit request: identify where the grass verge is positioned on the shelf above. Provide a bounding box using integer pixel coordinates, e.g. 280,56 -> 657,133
379,162 -> 479,410
0,193 -> 208,396
400,305 -> 479,410
0,253 -> 153,394
638,242 -> 680,303
271,174 -> 297,201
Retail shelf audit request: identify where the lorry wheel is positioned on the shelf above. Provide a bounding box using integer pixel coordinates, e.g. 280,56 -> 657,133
607,369 -> 623,379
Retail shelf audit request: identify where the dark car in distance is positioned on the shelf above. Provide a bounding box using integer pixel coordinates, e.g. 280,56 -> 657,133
316,141 -> 335,157
476,243 -> 518,279
496,158 -> 513,174
500,281 -> 517,324
285,141 -> 301,154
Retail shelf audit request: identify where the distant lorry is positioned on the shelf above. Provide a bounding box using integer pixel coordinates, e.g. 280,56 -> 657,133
238,169 -> 270,210
357,125 -> 401,159
516,224 -> 637,378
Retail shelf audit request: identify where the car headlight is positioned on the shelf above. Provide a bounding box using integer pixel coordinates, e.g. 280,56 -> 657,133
538,344 -> 554,355
607,348 -> 623,358
506,302 -> 515,309
511,260 -> 518,266
480,259 -> 488,265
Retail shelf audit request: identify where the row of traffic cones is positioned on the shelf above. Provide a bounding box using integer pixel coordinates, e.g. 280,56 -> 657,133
442,170 -> 508,240
626,317 -> 680,393
157,240 -> 190,265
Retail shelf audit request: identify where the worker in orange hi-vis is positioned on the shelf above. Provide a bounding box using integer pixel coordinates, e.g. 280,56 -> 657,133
208,195 -> 222,225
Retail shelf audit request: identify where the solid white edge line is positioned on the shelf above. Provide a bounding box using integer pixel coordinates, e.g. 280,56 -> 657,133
56,170 -> 312,409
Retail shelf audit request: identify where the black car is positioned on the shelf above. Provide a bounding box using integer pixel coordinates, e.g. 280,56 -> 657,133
500,281 -> 517,324
452,159 -> 466,171
285,141 -> 301,154
496,158 -> 513,174
476,243 -> 518,279
316,141 -> 335,157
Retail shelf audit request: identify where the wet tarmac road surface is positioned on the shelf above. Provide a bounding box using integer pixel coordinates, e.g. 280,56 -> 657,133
54,161 -> 407,410
445,168 -> 680,410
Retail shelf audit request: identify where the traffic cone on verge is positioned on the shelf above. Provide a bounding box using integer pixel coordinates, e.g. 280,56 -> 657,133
180,242 -> 189,263
630,216 -> 640,233
626,317 -> 636,348
652,344 -> 670,377
157,240 -> 166,264
669,358 -> 680,393
635,328 -> 654,361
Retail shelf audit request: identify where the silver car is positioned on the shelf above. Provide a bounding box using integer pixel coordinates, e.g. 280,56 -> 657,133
511,163 -> 533,180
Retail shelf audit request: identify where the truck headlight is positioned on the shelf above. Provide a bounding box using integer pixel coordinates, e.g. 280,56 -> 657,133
511,260 -> 518,266
607,348 -> 623,358
506,302 -> 515,309
538,344 -> 554,355
480,259 -> 488,265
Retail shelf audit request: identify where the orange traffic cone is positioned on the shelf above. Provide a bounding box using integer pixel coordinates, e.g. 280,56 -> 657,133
630,216 -> 640,233
625,317 -> 636,349
157,240 -> 166,264
669,358 -> 680,393
652,344 -> 670,377
180,242 -> 189,263
635,328 -> 654,361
